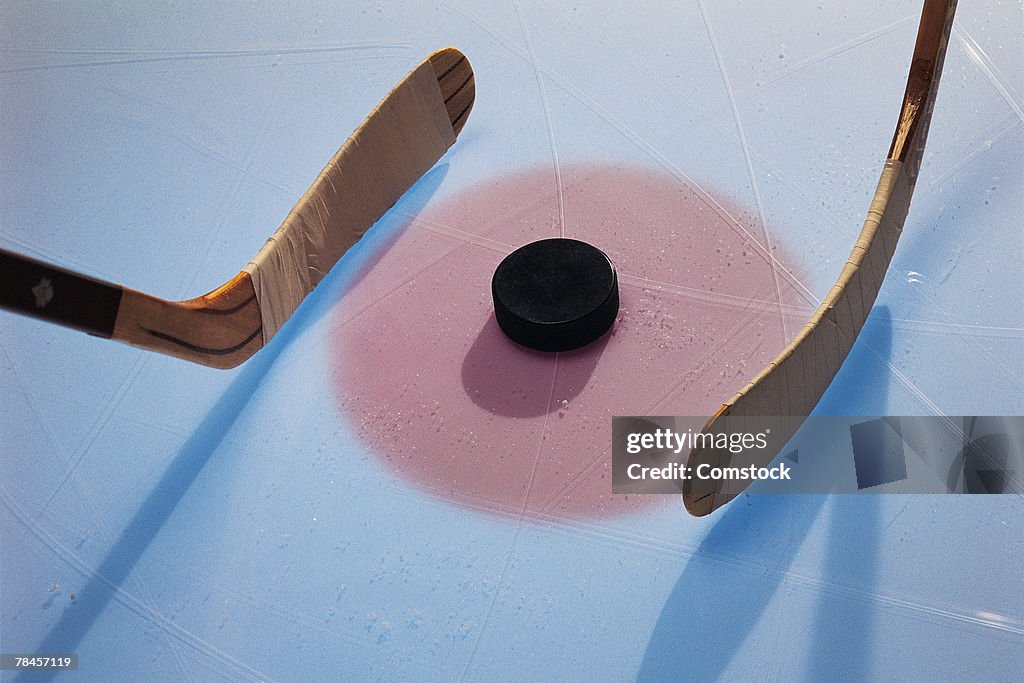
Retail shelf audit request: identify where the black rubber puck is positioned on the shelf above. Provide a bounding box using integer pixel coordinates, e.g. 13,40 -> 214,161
491,238 -> 619,352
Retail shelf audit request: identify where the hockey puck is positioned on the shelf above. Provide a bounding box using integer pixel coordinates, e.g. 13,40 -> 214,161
491,238 -> 619,352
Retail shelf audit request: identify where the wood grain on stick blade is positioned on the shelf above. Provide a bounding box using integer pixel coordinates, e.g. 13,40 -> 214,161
429,47 -> 475,137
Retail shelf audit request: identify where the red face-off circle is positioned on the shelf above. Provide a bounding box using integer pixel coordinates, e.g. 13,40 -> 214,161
330,164 -> 806,520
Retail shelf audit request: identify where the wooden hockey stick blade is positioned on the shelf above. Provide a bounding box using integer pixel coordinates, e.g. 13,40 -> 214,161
682,1 -> 958,516
0,47 -> 474,369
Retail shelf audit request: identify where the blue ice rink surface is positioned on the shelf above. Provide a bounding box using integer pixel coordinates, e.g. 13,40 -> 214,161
2,1 -> 1022,680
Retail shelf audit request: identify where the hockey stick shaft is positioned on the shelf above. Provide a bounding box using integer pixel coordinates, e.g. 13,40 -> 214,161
0,248 -> 124,338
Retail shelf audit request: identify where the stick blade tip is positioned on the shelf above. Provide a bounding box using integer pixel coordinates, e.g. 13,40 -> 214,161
429,47 -> 475,137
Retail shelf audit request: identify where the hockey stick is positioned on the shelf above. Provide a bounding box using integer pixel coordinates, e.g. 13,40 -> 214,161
683,0 -> 958,516
0,47 -> 474,369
